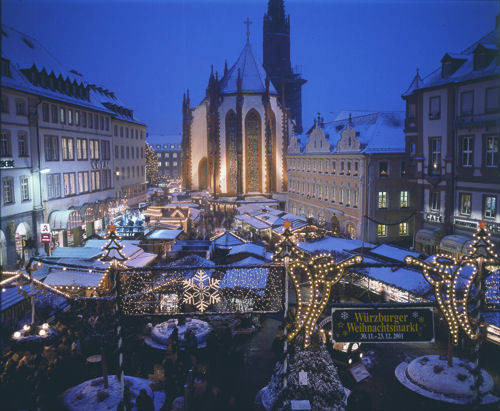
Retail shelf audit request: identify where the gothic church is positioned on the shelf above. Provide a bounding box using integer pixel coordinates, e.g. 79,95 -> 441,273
181,0 -> 305,196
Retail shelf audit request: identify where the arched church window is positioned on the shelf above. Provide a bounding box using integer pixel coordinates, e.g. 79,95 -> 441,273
225,110 -> 237,193
245,110 -> 261,192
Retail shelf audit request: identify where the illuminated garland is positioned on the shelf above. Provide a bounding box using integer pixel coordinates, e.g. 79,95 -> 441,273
288,253 -> 362,347
406,221 -> 498,345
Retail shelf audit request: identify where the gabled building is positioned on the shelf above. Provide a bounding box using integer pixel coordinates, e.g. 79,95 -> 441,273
0,25 -> 146,268
286,111 -> 415,245
403,19 -> 499,254
147,134 -> 182,181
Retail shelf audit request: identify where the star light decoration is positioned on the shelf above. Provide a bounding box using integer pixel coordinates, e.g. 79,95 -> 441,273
274,219 -> 363,347
406,221 -> 498,345
182,270 -> 221,313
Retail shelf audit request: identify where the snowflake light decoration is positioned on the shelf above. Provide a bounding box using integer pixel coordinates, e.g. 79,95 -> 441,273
183,270 -> 220,313
341,311 -> 349,320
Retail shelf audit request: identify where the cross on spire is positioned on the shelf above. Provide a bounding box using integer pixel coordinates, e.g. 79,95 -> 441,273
244,17 -> 252,40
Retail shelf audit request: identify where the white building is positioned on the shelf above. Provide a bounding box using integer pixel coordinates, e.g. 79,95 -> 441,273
0,25 -> 146,268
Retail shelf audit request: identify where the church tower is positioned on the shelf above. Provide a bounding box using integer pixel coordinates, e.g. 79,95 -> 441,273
263,0 -> 306,133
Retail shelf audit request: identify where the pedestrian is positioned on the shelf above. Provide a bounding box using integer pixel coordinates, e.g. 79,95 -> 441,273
135,388 -> 154,411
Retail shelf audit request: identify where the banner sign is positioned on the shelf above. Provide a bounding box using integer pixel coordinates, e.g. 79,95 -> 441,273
331,307 -> 434,343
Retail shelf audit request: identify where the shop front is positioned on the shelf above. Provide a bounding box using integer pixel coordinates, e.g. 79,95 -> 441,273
415,228 -> 442,255
439,234 -> 473,258
48,210 -> 83,247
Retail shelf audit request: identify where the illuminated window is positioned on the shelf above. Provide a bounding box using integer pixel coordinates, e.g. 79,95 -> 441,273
379,161 -> 388,177
378,191 -> 387,208
430,191 -> 440,211
399,222 -> 408,236
461,136 -> 473,167
485,136 -> 498,167
429,137 -> 441,174
20,176 -> 30,201
459,193 -> 471,215
377,224 -> 387,237
400,191 -> 409,208
484,195 -> 496,219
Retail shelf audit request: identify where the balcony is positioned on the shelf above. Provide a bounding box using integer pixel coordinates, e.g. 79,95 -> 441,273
454,114 -> 500,130
404,118 -> 417,131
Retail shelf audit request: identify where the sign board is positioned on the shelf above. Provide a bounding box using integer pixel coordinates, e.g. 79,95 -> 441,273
298,370 -> 308,386
40,224 -> 51,234
41,233 -> 51,244
331,307 -> 434,343
349,362 -> 371,382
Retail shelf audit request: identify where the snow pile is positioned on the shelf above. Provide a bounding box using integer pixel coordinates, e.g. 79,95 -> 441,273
61,375 -> 153,411
395,355 -> 499,405
259,334 -> 345,411
151,318 -> 210,346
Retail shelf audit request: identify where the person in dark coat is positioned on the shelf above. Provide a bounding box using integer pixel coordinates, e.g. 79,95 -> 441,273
135,388 -> 154,411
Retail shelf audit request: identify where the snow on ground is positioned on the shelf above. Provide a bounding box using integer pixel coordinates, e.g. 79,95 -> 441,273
395,355 -> 499,405
61,375 -> 155,411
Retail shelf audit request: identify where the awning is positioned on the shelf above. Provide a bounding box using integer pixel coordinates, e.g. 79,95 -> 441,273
48,210 -> 82,231
415,229 -> 439,247
439,235 -> 473,256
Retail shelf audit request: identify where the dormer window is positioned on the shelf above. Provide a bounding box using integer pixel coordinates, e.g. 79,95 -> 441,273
473,44 -> 496,71
441,54 -> 466,78
1,58 -> 11,77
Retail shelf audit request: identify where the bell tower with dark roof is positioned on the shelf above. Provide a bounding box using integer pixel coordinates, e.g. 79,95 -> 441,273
263,0 -> 306,133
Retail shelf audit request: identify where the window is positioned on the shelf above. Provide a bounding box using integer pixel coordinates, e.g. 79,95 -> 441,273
101,169 -> 111,189
379,161 -> 388,177
67,109 -> 73,125
408,103 -> 416,119
89,139 -> 99,160
121,146 -> 124,159
20,176 -> 30,201
461,136 -> 473,167
1,95 -> 9,113
400,161 -> 406,176
120,126 -> 123,137
377,224 -> 387,237
105,117 -> 109,131
76,138 -> 88,160
101,140 -> 110,160
486,87 -> 499,113
75,110 -> 80,126
430,191 -> 440,211
429,137 -> 441,174
378,191 -> 387,208
136,147 -> 139,158
99,116 -> 104,130
46,173 -> 61,199
115,168 -> 120,180
354,162 -> 359,176
114,125 -> 118,136
15,99 -> 26,115
17,132 -> 28,157
484,195 -> 497,219
460,91 -> 473,116
63,173 -> 76,196
59,107 -> 65,124
160,161 -> 164,167
400,191 -> 409,208
2,178 -> 14,204
399,222 -> 409,236
91,170 -> 101,191
82,112 -> 87,127
88,113 -> 93,128
460,193 -> 471,215
339,188 -> 344,204
51,105 -> 58,123
0,130 -> 11,157
429,96 -> 441,119
42,103 -> 49,121
94,114 -> 98,129
126,147 -> 130,159
353,190 -> 359,207
173,152 -> 178,158
141,147 -> 144,158
115,145 -> 119,159
340,161 -> 344,174
61,137 -> 74,160
165,152 -> 170,158
347,162 -> 351,175
346,189 -> 350,206
78,171 -> 89,193
131,147 -> 134,159
485,136 -> 498,167
44,135 -> 59,161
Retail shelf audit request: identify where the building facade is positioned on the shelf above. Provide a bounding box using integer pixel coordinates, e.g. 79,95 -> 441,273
181,38 -> 290,196
148,134 -> 182,181
0,25 -> 146,268
403,21 -> 499,255
287,112 -> 415,245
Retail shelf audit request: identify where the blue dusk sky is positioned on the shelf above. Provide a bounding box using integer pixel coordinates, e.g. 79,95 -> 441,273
2,0 -> 498,139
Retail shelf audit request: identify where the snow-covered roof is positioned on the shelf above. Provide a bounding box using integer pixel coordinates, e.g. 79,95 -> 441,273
227,243 -> 267,258
362,265 -> 432,295
147,134 -> 181,148
219,40 -> 277,95
292,111 -> 405,155
44,270 -> 105,288
369,244 -> 420,263
212,231 -> 246,248
299,236 -> 375,254
1,24 -> 145,126
235,214 -> 272,230
404,27 -> 498,94
229,256 -> 268,266
146,229 -> 183,241
50,247 -> 102,260
1,270 -> 48,312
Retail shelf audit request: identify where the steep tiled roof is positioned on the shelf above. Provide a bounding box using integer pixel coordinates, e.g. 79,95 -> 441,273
219,40 -> 277,95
